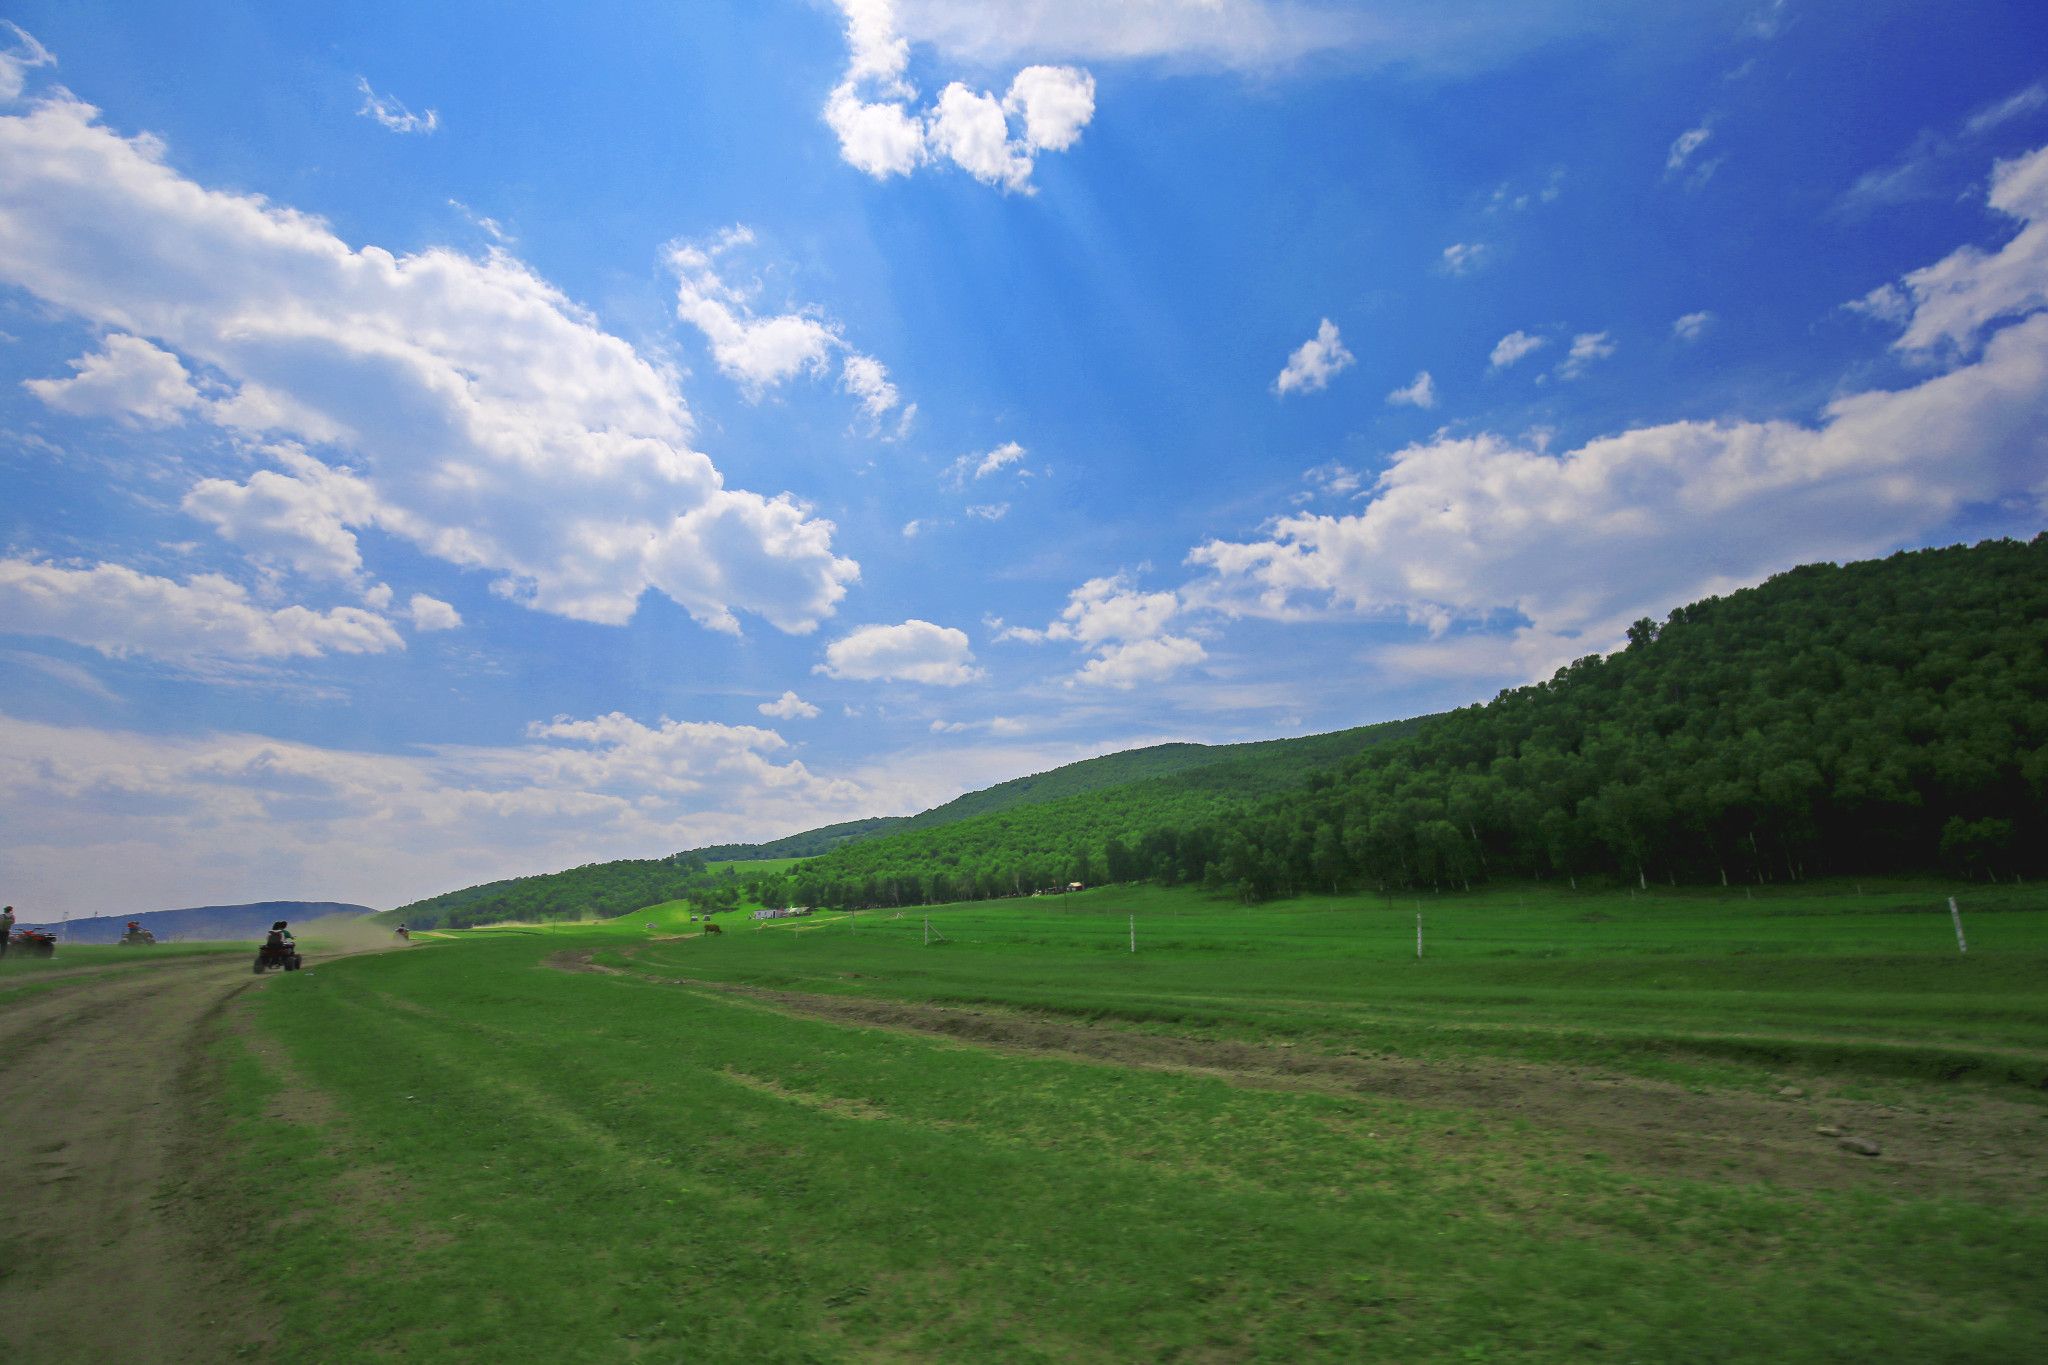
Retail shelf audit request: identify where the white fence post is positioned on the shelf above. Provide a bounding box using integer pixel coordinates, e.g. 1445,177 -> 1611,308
1416,911 -> 1423,960
1129,914 -> 1135,954
1949,896 -> 1968,955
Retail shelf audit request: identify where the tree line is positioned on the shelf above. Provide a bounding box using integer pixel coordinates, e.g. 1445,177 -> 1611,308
785,537 -> 2047,909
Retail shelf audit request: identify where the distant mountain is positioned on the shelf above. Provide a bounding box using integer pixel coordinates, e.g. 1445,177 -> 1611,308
18,900 -> 375,944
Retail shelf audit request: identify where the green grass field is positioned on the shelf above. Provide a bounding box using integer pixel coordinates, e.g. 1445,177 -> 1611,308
206,880 -> 2048,1361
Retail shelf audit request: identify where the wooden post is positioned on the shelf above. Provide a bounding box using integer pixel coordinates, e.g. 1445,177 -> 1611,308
1129,914 -> 1135,954
1416,911 -> 1423,960
924,917 -> 930,947
1949,897 -> 1967,955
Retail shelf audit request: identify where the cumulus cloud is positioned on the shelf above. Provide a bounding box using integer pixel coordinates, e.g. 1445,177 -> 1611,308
818,619 -> 983,685
355,77 -> 437,134
1489,330 -> 1547,369
0,559 -> 404,662
759,689 -> 821,720
182,446 -> 377,582
965,502 -> 1009,521
667,226 -> 906,425
822,1 -> 1094,191
1557,330 -> 1616,379
1273,318 -> 1354,397
0,92 -> 857,634
407,594 -> 461,631
1188,150 -> 2048,683
1885,143 -> 2048,355
999,574 -> 1206,689
23,333 -> 202,426
1672,310 -> 1716,341
1386,370 -> 1436,409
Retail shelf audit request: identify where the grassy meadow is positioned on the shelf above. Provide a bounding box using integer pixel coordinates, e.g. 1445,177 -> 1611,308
207,879 -> 2048,1361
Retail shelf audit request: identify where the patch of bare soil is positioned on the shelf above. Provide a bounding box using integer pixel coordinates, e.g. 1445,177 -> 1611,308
0,956 -> 269,1363
584,962 -> 2047,1203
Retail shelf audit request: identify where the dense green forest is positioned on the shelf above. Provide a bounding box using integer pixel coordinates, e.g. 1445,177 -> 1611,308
382,855 -> 708,930
787,537 -> 2047,909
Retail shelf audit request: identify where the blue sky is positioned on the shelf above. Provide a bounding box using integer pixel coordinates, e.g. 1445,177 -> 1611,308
3,0 -> 2046,916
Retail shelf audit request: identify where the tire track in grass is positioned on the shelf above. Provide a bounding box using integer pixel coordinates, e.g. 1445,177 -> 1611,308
581,958 -> 2048,1202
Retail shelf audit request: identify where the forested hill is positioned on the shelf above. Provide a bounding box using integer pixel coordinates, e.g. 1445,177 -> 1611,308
381,855 -> 706,931
680,728 -> 1404,862
789,536 -> 2047,909
384,721 -> 1418,928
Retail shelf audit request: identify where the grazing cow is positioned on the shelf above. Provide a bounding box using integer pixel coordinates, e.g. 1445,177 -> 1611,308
703,922 -> 723,936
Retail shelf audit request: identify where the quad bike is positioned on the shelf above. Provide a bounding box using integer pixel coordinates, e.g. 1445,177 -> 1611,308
118,922 -> 157,946
253,935 -> 303,974
8,929 -> 57,958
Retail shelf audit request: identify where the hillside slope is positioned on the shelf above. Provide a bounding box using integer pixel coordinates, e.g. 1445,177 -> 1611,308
789,536 -> 2047,908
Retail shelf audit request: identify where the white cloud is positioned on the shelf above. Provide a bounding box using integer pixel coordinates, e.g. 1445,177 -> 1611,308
354,77 -> 438,135
1489,330 -> 1547,369
23,334 -> 202,426
1887,144 -> 2048,354
0,708 -> 892,915
0,22 -> 54,104
946,440 -> 1030,485
1188,158 -> 2048,683
1273,318 -> 1354,397
407,594 -> 461,632
965,502 -> 1009,521
929,82 -> 1037,190
1842,83 -> 2048,217
1666,124 -> 1713,173
1004,66 -> 1096,150
182,446 -> 377,582
1074,635 -> 1208,690
758,689 -> 821,720
0,93 -> 857,634
818,619 -> 983,685
667,227 -> 906,426
929,714 -> 1028,736
1557,330 -> 1616,379
822,2 -> 1094,191
1672,310 -> 1716,341
999,573 -> 1207,688
0,559 -> 403,662
1439,242 -> 1488,276
1386,370 -> 1436,409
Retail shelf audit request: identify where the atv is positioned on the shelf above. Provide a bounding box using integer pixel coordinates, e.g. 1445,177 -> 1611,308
8,929 -> 57,959
118,922 -> 157,946
253,936 -> 302,973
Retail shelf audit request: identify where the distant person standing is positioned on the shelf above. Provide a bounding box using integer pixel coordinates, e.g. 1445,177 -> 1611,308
0,905 -> 14,957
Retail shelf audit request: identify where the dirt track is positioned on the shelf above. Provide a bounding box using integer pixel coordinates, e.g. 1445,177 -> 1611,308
0,955 -> 268,1364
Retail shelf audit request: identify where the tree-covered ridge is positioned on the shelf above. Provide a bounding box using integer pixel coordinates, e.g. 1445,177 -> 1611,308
786,716 -> 1425,907
382,854 -> 707,930
681,730 -> 1390,862
788,537 -> 2046,909
685,817 -> 909,862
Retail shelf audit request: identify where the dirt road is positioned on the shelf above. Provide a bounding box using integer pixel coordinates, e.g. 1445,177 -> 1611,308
0,955 -> 267,1364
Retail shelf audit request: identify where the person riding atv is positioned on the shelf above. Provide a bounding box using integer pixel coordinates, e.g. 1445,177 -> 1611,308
118,920 -> 156,946
253,920 -> 303,974
9,927 -> 57,958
